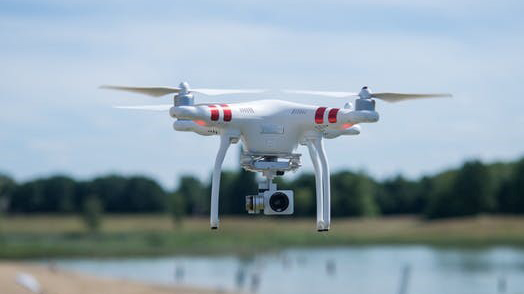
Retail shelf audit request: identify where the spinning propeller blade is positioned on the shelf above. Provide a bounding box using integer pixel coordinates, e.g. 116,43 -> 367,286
113,104 -> 172,111
192,88 -> 267,95
100,85 -> 179,97
100,84 -> 266,97
285,87 -> 452,102
283,90 -> 358,98
370,92 -> 452,102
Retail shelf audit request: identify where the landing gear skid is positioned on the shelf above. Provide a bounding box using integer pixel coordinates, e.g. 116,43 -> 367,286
304,134 -> 331,232
209,134 -> 331,232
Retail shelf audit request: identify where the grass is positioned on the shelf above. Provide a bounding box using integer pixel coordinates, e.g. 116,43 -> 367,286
1,215 -> 524,259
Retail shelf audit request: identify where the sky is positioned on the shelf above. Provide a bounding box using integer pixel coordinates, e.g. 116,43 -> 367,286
0,0 -> 523,188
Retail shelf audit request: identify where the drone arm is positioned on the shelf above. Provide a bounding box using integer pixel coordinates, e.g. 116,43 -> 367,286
339,109 -> 379,124
313,138 -> 331,231
170,105 -> 213,121
323,125 -> 361,139
306,140 -> 325,231
210,135 -> 233,229
173,120 -> 214,136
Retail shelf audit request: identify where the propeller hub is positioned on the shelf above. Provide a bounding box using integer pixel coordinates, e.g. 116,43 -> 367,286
358,86 -> 372,99
179,82 -> 190,94
175,82 -> 194,106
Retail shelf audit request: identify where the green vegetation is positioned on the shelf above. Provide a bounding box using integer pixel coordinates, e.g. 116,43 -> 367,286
0,215 -> 523,259
81,195 -> 103,233
0,156 -> 523,258
2,157 -> 523,221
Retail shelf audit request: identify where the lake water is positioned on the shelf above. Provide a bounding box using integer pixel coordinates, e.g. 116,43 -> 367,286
50,246 -> 524,294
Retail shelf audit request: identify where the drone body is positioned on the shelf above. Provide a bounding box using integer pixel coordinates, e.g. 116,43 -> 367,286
172,99 -> 375,152
103,83 -> 450,231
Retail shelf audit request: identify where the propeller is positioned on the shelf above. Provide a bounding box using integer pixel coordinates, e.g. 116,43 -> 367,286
282,90 -> 358,98
113,104 -> 172,111
100,85 -> 180,97
100,82 -> 267,97
285,86 -> 452,103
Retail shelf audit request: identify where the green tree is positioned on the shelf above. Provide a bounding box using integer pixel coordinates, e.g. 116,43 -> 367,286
90,175 -> 167,213
216,171 -> 239,215
294,187 -> 314,216
413,176 -> 432,214
0,174 -> 16,233
331,171 -> 378,217
90,175 -> 128,212
453,160 -> 495,215
82,194 -> 103,232
289,173 -> 316,216
169,192 -> 185,227
423,170 -> 454,218
42,175 -> 77,213
178,176 -> 207,215
123,176 -> 167,212
375,175 -> 422,215
9,176 -> 76,213
229,169 -> 257,214
10,181 -> 35,213
498,158 -> 524,213
0,174 -> 16,215
425,161 -> 494,218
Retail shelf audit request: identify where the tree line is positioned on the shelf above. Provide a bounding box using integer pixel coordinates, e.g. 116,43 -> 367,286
0,157 -> 523,222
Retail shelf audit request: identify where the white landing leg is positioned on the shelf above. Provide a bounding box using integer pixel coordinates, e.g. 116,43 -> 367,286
313,138 -> 331,231
210,135 -> 232,229
306,140 -> 325,231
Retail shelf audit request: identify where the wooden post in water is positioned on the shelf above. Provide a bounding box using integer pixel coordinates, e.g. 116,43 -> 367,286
497,275 -> 507,294
397,264 -> 411,294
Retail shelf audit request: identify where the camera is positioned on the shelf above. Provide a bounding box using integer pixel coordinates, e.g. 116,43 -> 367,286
246,190 -> 294,215
264,190 -> 293,215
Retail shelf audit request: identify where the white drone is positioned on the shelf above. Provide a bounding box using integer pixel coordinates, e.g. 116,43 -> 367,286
102,82 -> 450,231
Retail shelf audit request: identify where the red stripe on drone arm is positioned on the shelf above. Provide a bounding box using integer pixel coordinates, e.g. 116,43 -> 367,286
220,104 -> 232,122
208,105 -> 219,121
328,108 -> 339,123
315,107 -> 327,124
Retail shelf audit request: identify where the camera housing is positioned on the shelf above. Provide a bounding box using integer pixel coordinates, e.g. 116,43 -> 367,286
246,189 -> 294,215
264,190 -> 293,215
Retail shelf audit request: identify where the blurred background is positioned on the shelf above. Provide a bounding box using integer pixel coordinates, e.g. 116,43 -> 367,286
1,0 -> 523,294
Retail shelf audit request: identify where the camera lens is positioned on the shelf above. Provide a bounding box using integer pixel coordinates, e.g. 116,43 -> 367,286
269,192 -> 289,212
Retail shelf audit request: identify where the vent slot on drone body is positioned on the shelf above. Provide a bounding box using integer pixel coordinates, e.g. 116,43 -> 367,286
291,109 -> 306,115
239,107 -> 255,114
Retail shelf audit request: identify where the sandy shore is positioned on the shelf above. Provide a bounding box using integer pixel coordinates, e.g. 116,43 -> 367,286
0,262 -> 224,294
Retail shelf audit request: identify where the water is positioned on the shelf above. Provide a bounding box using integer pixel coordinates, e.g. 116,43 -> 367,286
50,246 -> 524,294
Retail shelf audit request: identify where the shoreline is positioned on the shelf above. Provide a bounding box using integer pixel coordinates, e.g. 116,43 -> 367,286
0,262 -> 227,294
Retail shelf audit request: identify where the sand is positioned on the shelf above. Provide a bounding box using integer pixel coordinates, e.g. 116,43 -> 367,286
0,262 -> 225,294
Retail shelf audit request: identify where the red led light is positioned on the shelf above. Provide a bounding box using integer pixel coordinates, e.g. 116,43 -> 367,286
194,120 -> 207,126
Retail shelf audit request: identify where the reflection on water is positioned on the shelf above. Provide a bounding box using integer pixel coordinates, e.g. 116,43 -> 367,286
50,246 -> 524,294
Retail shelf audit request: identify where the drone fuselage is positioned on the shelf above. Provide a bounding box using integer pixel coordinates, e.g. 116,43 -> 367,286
104,82 -> 447,231
170,99 -> 377,154
169,98 -> 380,231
